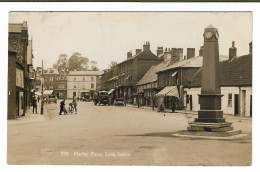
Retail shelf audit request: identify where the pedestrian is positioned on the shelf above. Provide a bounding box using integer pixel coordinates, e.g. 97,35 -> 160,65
172,98 -> 176,113
59,99 -> 65,115
37,96 -> 40,103
72,96 -> 78,114
32,96 -> 38,114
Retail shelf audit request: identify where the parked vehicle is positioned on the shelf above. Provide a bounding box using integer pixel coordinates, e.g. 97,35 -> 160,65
114,98 -> 125,106
48,95 -> 57,104
94,91 -> 109,105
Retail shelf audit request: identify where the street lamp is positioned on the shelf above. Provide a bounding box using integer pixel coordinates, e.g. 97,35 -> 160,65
40,59 -> 44,115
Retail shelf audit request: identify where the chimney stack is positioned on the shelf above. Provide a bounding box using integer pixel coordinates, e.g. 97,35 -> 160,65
135,49 -> 142,55
249,42 -> 252,54
199,46 -> 204,56
163,48 -> 172,61
171,48 -> 183,62
229,41 -> 237,61
127,51 -> 132,59
143,41 -> 150,52
157,46 -> 164,56
187,48 -> 195,59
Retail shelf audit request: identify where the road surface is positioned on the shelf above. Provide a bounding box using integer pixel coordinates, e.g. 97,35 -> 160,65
7,100 -> 252,165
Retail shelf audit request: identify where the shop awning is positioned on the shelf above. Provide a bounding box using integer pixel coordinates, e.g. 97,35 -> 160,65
43,90 -> 53,95
166,86 -> 179,99
156,86 -> 179,99
108,89 -> 115,95
35,92 -> 41,96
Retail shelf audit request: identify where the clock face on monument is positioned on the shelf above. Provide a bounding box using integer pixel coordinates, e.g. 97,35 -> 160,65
205,31 -> 213,39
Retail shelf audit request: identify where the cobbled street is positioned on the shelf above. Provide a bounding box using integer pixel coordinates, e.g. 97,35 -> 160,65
7,101 -> 252,165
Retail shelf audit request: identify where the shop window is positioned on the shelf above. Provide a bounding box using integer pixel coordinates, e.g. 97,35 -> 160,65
91,83 -> 94,89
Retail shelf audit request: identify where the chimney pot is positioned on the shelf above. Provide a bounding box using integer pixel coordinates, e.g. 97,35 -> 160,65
157,47 -> 164,56
229,41 -> 237,61
143,41 -> 151,51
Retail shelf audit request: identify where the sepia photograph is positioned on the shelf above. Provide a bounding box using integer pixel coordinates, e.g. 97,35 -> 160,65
6,11 -> 252,166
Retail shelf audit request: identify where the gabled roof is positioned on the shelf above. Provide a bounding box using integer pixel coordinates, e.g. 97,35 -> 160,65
118,50 -> 159,65
185,54 -> 252,87
67,70 -> 104,76
158,55 -> 228,73
43,68 -> 59,75
137,60 -> 171,86
159,56 -> 203,73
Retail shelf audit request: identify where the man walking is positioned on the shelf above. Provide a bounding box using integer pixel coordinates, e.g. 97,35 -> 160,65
59,99 -> 65,115
32,96 -> 38,114
72,96 -> 77,114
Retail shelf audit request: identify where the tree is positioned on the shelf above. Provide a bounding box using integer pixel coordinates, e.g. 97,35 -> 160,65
68,52 -> 89,71
108,61 -> 117,69
90,60 -> 99,71
53,54 -> 69,74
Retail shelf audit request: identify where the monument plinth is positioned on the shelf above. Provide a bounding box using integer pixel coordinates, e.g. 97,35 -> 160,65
186,25 -> 241,136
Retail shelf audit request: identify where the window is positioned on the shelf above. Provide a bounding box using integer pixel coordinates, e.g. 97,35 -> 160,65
91,77 -> 94,81
228,93 -> 232,107
83,77 -> 85,81
74,77 -> 76,81
74,84 -> 76,89
82,84 -> 85,89
91,83 -> 94,89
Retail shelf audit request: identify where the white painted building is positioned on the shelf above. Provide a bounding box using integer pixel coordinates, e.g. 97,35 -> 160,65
184,86 -> 252,117
67,71 -> 104,99
184,51 -> 252,117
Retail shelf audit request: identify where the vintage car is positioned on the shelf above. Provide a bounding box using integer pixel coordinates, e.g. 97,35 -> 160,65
48,95 -> 57,104
94,91 -> 109,105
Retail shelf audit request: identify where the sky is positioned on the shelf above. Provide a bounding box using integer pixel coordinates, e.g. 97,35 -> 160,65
9,12 -> 252,70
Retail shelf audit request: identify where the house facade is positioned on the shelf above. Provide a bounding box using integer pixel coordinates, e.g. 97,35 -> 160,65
42,68 -> 59,96
184,42 -> 252,117
67,71 -> 104,99
100,42 -> 162,102
8,21 -> 30,119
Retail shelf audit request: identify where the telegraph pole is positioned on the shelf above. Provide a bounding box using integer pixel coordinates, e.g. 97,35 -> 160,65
40,59 -> 44,114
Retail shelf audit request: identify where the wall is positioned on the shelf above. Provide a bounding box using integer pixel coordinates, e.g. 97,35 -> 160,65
184,86 -> 252,116
240,87 -> 252,117
8,52 -> 17,119
67,75 -> 97,98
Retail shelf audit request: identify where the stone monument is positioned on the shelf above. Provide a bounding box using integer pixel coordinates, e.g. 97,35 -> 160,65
184,25 -> 241,136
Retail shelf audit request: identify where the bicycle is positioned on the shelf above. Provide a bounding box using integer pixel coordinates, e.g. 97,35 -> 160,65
68,103 -> 75,114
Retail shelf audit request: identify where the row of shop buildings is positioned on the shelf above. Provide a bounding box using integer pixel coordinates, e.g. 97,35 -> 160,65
100,41 -> 252,117
34,68 -> 103,100
8,21 -> 36,119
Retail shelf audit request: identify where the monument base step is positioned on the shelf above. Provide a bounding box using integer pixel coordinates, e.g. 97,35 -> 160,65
180,130 -> 242,137
189,122 -> 232,128
188,126 -> 234,132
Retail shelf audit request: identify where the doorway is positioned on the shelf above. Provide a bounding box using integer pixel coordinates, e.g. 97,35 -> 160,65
234,94 -> 239,115
250,95 -> 252,117
190,95 -> 193,111
242,90 -> 246,115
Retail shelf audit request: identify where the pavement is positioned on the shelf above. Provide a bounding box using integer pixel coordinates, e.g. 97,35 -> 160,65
7,104 -> 44,125
7,100 -> 252,166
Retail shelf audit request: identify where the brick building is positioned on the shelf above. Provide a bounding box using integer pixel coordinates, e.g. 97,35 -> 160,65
42,68 -> 59,96
101,42 -> 163,101
8,21 -> 29,119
